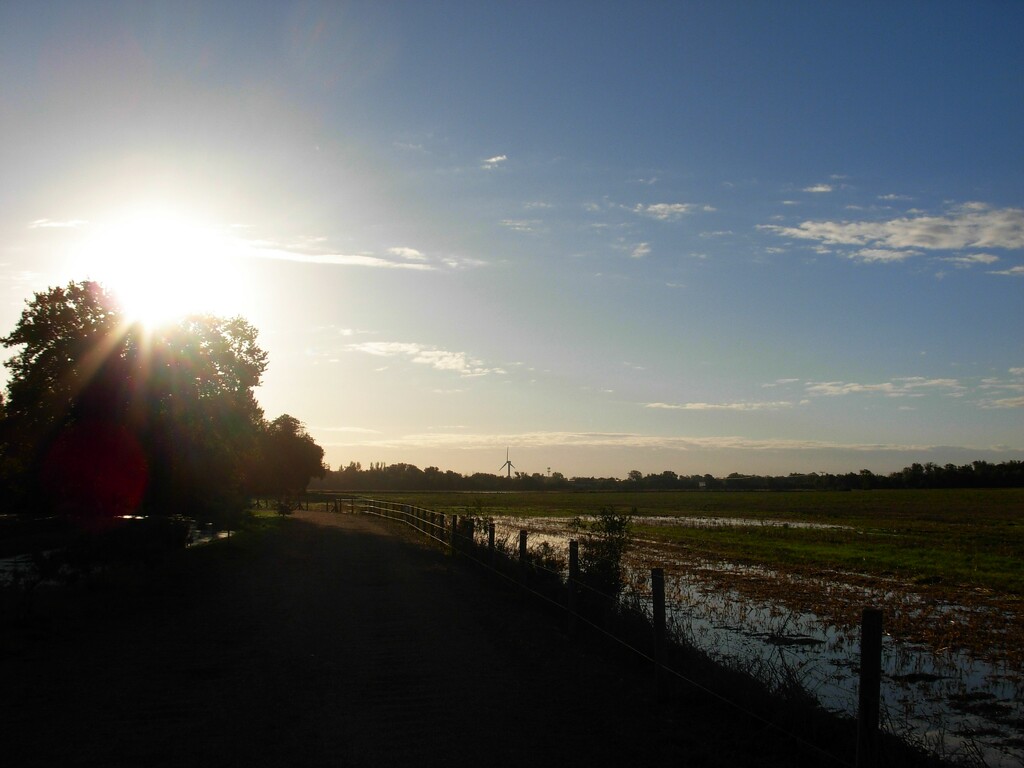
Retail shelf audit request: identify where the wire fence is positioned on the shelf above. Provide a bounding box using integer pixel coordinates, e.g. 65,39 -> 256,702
334,496 -> 968,768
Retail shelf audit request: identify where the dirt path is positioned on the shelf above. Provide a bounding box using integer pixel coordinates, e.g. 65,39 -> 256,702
1,512 -> 839,767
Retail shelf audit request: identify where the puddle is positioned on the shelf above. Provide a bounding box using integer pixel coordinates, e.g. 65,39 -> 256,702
0,519 -> 230,586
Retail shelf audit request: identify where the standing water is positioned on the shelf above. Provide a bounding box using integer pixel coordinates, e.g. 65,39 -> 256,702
489,515 -> 1024,766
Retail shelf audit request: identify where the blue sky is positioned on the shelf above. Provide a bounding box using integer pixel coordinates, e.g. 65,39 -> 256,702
1,1 -> 1022,477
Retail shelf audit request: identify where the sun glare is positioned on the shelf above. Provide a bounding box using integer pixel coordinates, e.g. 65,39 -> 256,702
73,207 -> 253,330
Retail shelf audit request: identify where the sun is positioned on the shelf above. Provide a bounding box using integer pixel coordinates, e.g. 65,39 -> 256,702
73,206 -> 254,330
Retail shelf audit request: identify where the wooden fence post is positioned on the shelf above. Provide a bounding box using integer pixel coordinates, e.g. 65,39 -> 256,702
856,608 -> 883,768
652,568 -> 666,696
488,522 -> 496,569
568,540 -> 579,639
449,514 -> 458,555
518,529 -> 528,591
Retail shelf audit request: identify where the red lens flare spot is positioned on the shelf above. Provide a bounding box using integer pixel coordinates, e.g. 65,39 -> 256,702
42,421 -> 149,528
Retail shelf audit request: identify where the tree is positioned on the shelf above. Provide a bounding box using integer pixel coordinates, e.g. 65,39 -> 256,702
140,315 -> 268,519
0,280 -> 269,524
255,414 -> 325,501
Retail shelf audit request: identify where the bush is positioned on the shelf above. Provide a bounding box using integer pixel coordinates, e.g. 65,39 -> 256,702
570,506 -> 634,599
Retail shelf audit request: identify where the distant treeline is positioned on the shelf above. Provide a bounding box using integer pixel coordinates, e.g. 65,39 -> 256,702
309,459 -> 1024,493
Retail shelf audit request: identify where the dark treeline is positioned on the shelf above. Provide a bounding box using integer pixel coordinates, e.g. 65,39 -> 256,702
311,459 -> 1024,493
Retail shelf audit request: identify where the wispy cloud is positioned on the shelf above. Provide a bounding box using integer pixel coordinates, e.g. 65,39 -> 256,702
850,248 -> 920,263
500,219 -> 542,233
311,426 -> 382,434
805,377 -> 965,397
238,236 -> 484,271
339,429 -> 947,454
387,246 -> 427,261
761,203 -> 1024,252
249,247 -> 435,270
989,265 -> 1024,277
630,242 -> 651,259
979,370 -> 1024,395
942,253 -> 999,268
482,154 -> 507,169
803,184 -> 833,193
348,341 -> 505,377
634,203 -> 714,221
979,397 -> 1024,409
29,218 -> 88,229
645,401 -> 794,411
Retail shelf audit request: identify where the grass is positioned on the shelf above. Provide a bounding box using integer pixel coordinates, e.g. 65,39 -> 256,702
328,488 -> 1024,596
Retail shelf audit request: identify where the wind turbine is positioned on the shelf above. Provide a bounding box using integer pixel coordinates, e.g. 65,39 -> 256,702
499,448 -> 515,478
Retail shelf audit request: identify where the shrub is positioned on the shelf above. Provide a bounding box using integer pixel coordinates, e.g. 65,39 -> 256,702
570,506 -> 634,599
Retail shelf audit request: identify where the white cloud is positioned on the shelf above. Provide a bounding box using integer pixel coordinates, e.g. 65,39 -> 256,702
29,218 -> 88,229
440,255 -> 487,269
763,378 -> 800,387
979,397 -> 1024,409
344,429 -> 941,454
630,242 -> 651,259
634,203 -> 713,221
311,426 -> 382,434
500,219 -> 542,233
805,378 -> 965,397
941,253 -> 999,268
238,236 -> 484,271
803,184 -> 833,193
979,373 -> 1024,394
989,265 -> 1024,276
482,154 -> 507,169
850,248 -> 919,263
762,204 -> 1024,251
388,246 -> 427,260
878,193 -> 912,201
645,401 -> 794,411
249,247 -> 435,270
348,341 -> 505,377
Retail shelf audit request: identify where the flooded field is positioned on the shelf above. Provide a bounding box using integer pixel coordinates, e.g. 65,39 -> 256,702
488,514 -> 1024,767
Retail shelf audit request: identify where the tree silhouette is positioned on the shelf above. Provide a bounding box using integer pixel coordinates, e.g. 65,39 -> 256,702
254,414 -> 325,502
0,280 -> 269,525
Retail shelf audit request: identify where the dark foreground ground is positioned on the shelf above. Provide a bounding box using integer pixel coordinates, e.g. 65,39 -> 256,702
2,511 -> 871,767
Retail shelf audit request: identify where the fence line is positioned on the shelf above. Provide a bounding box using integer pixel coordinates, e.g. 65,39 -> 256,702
341,496 -> 885,768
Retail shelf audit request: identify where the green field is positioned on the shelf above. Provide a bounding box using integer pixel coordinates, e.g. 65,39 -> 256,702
332,488 -> 1024,595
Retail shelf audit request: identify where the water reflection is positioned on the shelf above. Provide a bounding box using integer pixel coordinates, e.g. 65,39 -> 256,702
489,515 -> 1024,766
